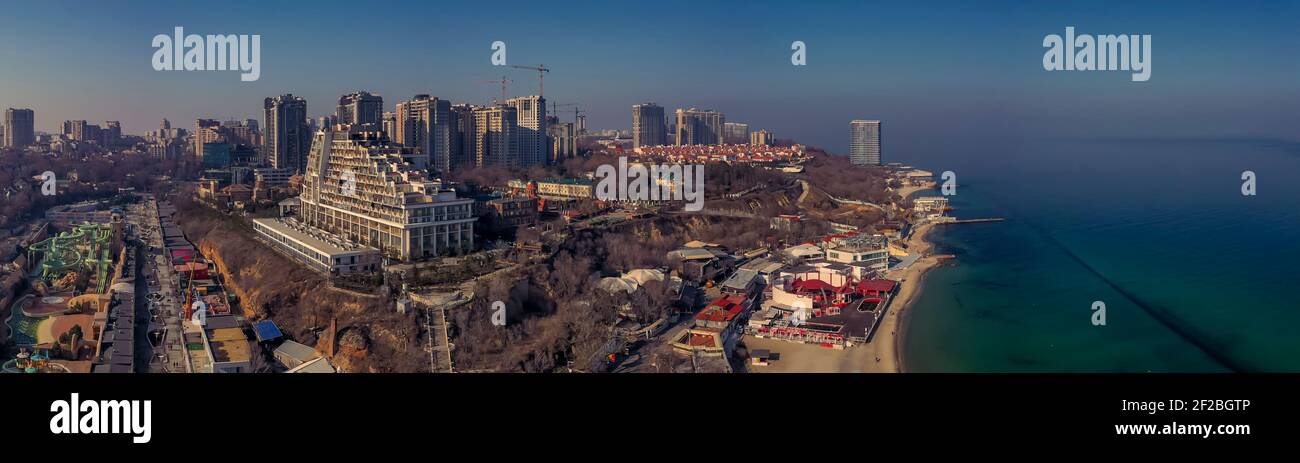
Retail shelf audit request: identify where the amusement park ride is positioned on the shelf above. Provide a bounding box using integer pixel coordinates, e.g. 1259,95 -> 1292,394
1,347 -> 71,373
3,216 -> 124,372
25,222 -> 117,294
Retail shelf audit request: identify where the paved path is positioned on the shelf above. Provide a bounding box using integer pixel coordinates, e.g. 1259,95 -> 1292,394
132,195 -> 191,373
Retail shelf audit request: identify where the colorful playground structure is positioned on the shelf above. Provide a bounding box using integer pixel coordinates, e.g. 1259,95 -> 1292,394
26,222 -> 116,294
1,347 -> 71,373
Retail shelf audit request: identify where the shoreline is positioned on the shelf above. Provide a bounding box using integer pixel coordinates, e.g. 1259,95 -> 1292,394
869,221 -> 946,373
817,221 -> 945,373
893,272 -> 923,373
745,187 -> 954,373
892,232 -> 942,373
888,184 -> 954,372
743,221 -> 947,373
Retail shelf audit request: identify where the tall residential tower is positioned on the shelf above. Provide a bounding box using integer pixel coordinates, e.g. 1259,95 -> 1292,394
723,122 -> 750,145
264,94 -> 310,172
675,108 -> 724,146
471,105 -> 518,168
4,108 -> 35,148
336,91 -> 383,128
850,120 -> 882,166
632,103 -> 666,149
395,94 -> 452,172
507,95 -> 547,166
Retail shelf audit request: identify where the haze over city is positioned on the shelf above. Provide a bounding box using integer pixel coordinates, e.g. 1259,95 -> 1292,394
6,1 -> 1300,450
4,0 -> 1298,155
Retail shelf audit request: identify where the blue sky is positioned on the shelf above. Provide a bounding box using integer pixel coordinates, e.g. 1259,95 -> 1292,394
2,0 -> 1297,157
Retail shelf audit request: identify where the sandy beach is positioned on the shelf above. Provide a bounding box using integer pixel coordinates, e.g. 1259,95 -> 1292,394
894,181 -> 938,202
860,221 -> 943,372
747,221 -> 946,373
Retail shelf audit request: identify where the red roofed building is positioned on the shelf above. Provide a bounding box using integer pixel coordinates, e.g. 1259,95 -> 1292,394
694,294 -> 749,330
672,295 -> 752,359
855,279 -> 897,296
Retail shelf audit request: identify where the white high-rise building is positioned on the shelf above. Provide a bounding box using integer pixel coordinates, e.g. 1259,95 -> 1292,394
850,120 -> 882,166
507,95 -> 547,166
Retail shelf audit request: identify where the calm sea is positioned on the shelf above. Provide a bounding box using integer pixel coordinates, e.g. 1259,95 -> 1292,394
902,137 -> 1300,372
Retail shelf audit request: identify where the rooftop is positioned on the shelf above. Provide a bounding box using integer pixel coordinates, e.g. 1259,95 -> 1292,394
208,327 -> 251,363
696,295 -> 746,323
739,258 -> 785,274
831,234 -> 889,252
274,340 -> 319,364
721,268 -> 759,290
538,177 -> 593,186
252,217 -> 378,256
253,319 -> 284,342
286,356 -> 336,373
669,248 -> 716,261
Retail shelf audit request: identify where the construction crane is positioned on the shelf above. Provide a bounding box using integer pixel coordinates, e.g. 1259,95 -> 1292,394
474,76 -> 512,104
181,254 -> 197,322
549,102 -> 586,127
510,64 -> 550,98
550,102 -> 578,122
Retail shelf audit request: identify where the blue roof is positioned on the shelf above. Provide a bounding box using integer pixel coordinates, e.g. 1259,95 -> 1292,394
253,320 -> 284,342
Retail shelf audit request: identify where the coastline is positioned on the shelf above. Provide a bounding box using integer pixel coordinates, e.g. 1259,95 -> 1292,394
743,188 -> 951,373
864,221 -> 945,373
892,224 -> 943,373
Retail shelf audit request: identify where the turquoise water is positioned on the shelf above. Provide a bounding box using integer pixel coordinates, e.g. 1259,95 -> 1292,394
902,138 -> 1300,372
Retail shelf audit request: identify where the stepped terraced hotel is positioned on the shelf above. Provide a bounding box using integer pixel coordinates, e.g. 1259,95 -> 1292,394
298,126 -> 475,261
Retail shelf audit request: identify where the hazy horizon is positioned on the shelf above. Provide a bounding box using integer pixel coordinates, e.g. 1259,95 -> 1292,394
3,0 -> 1298,155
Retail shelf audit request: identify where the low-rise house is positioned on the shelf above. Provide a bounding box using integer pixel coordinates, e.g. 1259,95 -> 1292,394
273,340 -> 320,370
670,295 -> 751,359
720,268 -> 760,298
738,258 -> 785,285
782,243 -> 824,260
286,356 -> 337,373
667,246 -> 734,283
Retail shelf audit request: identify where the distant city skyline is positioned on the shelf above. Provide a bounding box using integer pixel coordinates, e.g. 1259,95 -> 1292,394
3,0 -> 1299,156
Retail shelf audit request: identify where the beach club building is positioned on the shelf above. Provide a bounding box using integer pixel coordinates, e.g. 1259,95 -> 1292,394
912,196 -> 949,219
748,266 -> 900,348
824,234 -> 890,277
